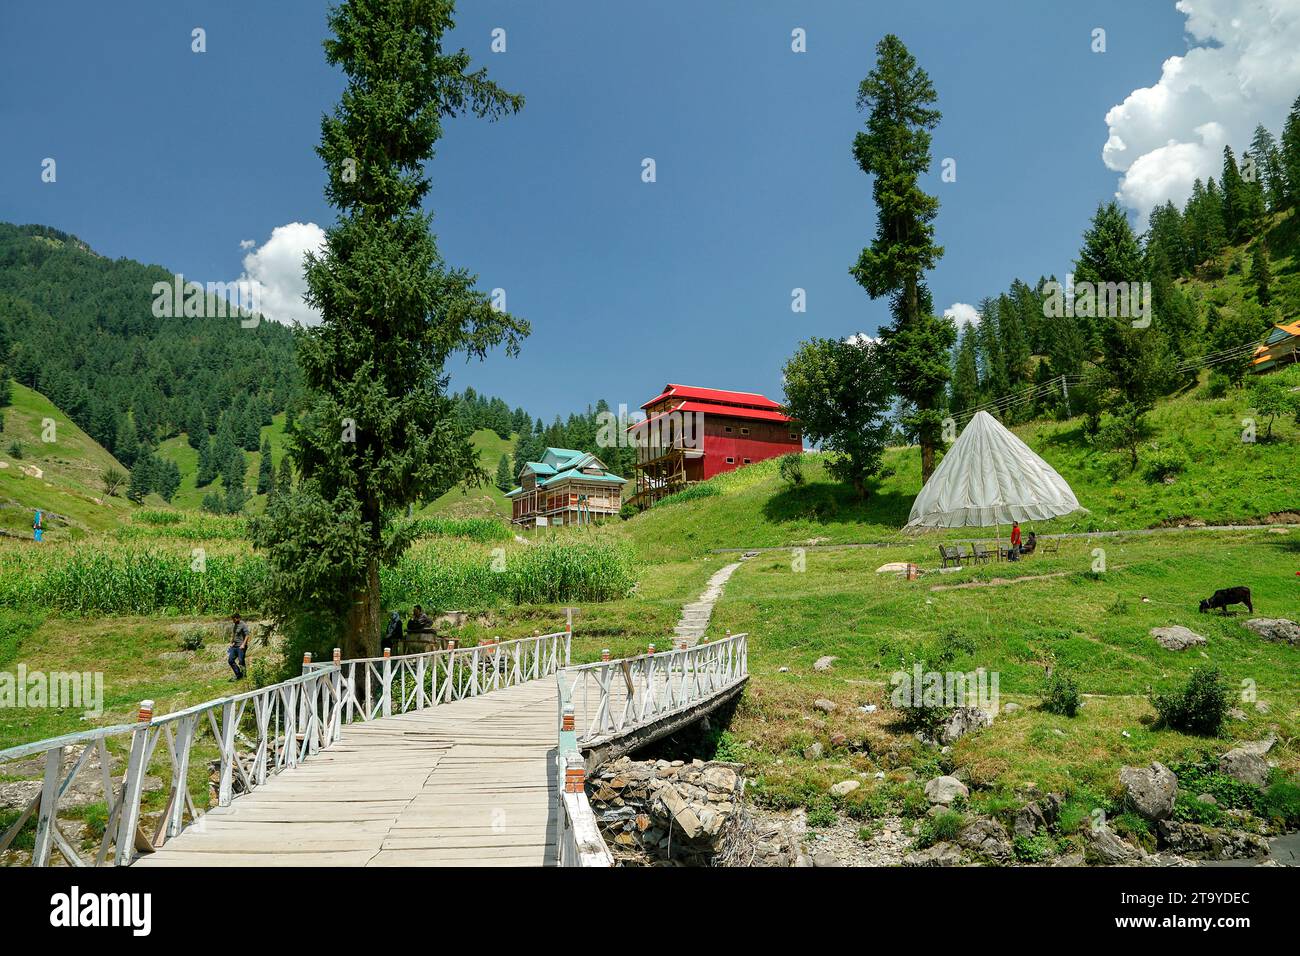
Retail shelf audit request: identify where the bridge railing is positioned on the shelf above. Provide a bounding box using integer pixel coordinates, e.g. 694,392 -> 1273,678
1,627 -> 570,868
322,630 -> 571,723
554,673 -> 613,867
565,633 -> 748,743
0,666 -> 342,867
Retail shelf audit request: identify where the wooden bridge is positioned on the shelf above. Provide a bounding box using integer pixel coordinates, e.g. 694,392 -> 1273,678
0,630 -> 748,868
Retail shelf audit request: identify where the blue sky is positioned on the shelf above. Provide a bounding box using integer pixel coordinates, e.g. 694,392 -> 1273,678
4,0 -> 1290,422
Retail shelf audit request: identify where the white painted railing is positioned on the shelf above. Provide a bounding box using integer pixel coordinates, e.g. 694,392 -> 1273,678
566,633 -> 749,743
0,630 -> 570,867
327,631 -> 570,722
554,673 -> 613,867
0,666 -> 342,867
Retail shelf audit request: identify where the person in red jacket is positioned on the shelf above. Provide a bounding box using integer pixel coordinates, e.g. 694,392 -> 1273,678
1009,521 -> 1022,561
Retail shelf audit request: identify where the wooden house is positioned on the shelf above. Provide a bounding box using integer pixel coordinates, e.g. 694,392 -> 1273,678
506,447 -> 627,527
627,383 -> 801,508
1251,320 -> 1300,373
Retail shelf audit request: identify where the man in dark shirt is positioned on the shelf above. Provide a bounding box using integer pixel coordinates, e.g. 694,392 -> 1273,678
408,605 -> 433,633
228,613 -> 250,681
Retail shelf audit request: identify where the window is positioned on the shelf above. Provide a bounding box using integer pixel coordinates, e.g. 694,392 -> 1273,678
740,427 -> 750,436
723,425 -> 733,434
743,458 -> 752,464
725,456 -> 735,464
790,432 -> 800,441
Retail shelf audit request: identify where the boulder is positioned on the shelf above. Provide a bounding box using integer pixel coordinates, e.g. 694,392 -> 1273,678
1150,625 -> 1207,651
1085,825 -> 1141,865
1218,748 -> 1269,788
903,841 -> 963,867
1243,618 -> 1300,646
1157,820 -> 1270,861
924,775 -> 969,805
1119,762 -> 1178,822
957,818 -> 1012,861
940,706 -> 992,744
802,742 -> 824,760
813,698 -> 836,713
813,656 -> 838,672
811,851 -> 841,867
1014,802 -> 1048,838
830,780 -> 860,797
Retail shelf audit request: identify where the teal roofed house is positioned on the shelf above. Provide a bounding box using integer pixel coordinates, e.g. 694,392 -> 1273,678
506,447 -> 628,527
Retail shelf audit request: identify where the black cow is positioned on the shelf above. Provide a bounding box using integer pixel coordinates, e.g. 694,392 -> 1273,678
1199,586 -> 1253,615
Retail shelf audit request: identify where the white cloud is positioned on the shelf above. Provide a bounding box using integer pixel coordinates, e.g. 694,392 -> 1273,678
1103,0 -> 1300,220
238,239 -> 255,250
236,222 -> 327,326
943,302 -> 980,328
845,332 -> 881,346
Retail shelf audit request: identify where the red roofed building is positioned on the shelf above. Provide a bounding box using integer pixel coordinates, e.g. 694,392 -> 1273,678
627,383 -> 801,508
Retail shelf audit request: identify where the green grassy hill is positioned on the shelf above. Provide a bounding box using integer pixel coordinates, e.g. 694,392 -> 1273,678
418,428 -> 515,519
0,383 -> 132,538
616,369 -> 1300,562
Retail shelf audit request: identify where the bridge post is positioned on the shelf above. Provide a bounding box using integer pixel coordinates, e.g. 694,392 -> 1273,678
113,699 -> 154,866
218,698 -> 236,804
302,651 -> 312,674
382,649 -> 392,718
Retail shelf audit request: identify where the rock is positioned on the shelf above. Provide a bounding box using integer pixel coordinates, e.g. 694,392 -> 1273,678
940,707 -> 992,744
1003,702 -> 1021,713
813,698 -> 836,713
1196,793 -> 1217,805
1085,825 -> 1141,865
1119,762 -> 1178,822
701,765 -> 738,793
1053,852 -> 1085,867
1255,701 -> 1271,714
1014,802 -> 1048,837
904,841 -> 963,867
1243,618 -> 1300,646
777,667 -> 789,673
1218,748 -> 1270,788
924,775 -> 969,805
812,851 -> 840,867
1229,707 -> 1248,721
1150,625 -> 1207,651
829,732 -> 848,747
803,742 -> 824,760
830,780 -> 860,797
813,656 -> 838,672
957,818 -> 1013,861
1236,734 -> 1276,757
1157,820 -> 1270,861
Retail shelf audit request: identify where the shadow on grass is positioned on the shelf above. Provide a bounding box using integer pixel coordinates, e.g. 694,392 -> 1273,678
761,481 -> 913,527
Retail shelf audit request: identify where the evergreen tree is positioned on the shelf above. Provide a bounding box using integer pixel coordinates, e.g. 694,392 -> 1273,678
1249,124 -> 1286,211
1220,146 -> 1247,243
127,451 -> 153,502
275,455 -> 293,497
196,436 -> 217,487
184,405 -> 208,450
494,453 -> 513,492
1281,93 -> 1300,207
849,34 -> 952,481
257,436 -> 274,495
114,415 -> 140,468
975,296 -> 1006,398
949,325 -> 980,414
997,291 -> 1030,390
1251,242 -> 1274,306
251,0 -> 528,660
155,459 -> 181,503
0,317 -> 10,409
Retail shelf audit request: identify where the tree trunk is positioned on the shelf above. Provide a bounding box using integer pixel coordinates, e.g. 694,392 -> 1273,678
343,555 -> 381,660
921,436 -> 935,482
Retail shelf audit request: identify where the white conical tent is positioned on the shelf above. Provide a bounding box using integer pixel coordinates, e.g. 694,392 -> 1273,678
906,411 -> 1085,528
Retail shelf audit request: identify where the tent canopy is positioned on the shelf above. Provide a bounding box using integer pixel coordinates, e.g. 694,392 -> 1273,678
905,411 -> 1085,529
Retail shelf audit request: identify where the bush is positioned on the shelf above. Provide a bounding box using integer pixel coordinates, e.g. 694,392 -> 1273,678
1151,666 -> 1231,736
1141,446 -> 1189,483
6,439 -> 23,460
915,809 -> 964,848
1012,833 -> 1054,863
778,452 -> 805,487
1203,371 -> 1232,399
1168,757 -> 1262,811
619,502 -> 637,520
1041,670 -> 1081,717
1259,780 -> 1300,828
178,628 -> 205,651
1172,792 -> 1224,827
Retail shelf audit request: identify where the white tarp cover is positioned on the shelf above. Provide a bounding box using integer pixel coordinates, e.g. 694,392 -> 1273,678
905,410 -> 1085,528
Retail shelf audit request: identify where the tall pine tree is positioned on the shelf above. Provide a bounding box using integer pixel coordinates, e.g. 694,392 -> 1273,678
252,0 -> 528,659
849,34 -> 953,481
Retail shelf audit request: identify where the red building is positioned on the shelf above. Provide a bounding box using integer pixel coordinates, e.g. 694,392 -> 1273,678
627,383 -> 801,508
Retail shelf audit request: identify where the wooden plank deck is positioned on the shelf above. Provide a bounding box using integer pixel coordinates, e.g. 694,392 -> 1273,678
134,680 -> 564,868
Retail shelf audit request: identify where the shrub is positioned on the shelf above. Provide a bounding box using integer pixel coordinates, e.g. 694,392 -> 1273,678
1151,666 -> 1231,736
778,452 -> 805,487
619,502 -> 637,520
6,439 -> 23,460
915,809 -> 964,848
1141,446 -> 1188,483
1169,757 -> 1262,811
1259,780 -> 1300,828
1041,670 -> 1081,717
1172,793 -> 1224,827
1012,833 -> 1054,863
178,628 -> 206,651
1203,371 -> 1231,399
